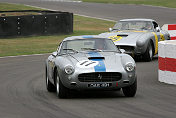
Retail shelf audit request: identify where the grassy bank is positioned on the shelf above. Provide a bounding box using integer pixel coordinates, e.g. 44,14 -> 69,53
0,3 -> 114,57
82,0 -> 176,8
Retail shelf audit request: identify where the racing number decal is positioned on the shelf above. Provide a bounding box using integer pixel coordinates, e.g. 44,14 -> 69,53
152,32 -> 158,54
109,36 -> 122,42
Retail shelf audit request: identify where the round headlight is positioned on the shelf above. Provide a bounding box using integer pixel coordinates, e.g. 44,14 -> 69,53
64,65 -> 74,75
125,63 -> 135,72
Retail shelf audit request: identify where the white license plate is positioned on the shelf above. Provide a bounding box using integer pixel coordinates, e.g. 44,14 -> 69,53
88,83 -> 112,88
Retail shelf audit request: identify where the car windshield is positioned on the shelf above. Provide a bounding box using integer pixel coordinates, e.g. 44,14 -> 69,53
60,38 -> 119,54
113,21 -> 153,31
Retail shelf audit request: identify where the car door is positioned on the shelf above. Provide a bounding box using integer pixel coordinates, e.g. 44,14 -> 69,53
152,21 -> 165,54
152,21 -> 164,41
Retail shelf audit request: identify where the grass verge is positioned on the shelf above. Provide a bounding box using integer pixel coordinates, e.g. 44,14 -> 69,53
82,0 -> 176,8
0,3 -> 114,57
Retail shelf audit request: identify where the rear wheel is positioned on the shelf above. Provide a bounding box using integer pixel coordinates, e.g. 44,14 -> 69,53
56,74 -> 69,98
46,68 -> 55,92
143,41 -> 153,61
122,79 -> 137,97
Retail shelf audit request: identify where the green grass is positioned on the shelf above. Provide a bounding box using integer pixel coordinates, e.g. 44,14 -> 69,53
82,0 -> 176,8
0,3 -> 114,57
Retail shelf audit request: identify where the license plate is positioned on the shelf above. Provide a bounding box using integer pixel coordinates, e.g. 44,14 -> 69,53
88,83 -> 112,88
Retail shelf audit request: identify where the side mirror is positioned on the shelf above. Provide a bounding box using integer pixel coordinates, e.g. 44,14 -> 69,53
120,49 -> 125,53
109,28 -> 113,32
52,51 -> 57,57
156,27 -> 160,32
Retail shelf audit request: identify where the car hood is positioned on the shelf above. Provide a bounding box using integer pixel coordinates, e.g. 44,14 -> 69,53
99,30 -> 148,46
62,51 -> 132,72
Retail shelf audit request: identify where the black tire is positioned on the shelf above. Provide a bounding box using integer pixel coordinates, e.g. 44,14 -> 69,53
134,55 -> 142,62
143,41 -> 153,62
46,68 -> 55,92
122,79 -> 137,97
56,74 -> 69,98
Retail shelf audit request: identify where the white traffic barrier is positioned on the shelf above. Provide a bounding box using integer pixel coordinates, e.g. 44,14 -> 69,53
162,24 -> 176,40
158,40 -> 176,85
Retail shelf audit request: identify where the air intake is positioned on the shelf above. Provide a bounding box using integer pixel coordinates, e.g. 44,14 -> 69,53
78,72 -> 122,82
88,57 -> 105,60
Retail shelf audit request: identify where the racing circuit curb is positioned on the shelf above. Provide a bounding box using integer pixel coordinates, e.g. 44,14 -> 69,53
158,40 -> 176,85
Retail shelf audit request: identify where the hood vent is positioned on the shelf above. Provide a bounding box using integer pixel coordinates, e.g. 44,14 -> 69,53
88,57 -> 105,60
117,34 -> 128,37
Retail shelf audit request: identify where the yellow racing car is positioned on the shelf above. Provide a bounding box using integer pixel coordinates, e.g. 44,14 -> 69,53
99,19 -> 170,61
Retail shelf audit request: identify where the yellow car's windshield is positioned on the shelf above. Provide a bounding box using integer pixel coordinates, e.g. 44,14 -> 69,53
113,21 -> 153,31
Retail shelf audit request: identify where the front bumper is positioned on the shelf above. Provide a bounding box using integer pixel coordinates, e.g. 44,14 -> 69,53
60,71 -> 136,91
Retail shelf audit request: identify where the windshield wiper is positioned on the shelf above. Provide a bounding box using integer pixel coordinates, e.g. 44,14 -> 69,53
63,49 -> 78,53
102,50 -> 119,53
81,48 -> 96,50
125,28 -> 137,30
81,48 -> 103,52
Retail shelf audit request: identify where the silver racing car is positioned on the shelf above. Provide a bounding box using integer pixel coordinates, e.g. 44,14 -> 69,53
99,19 -> 170,61
45,35 -> 137,98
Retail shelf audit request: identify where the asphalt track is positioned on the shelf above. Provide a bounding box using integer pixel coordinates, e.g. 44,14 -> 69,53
0,1 -> 176,118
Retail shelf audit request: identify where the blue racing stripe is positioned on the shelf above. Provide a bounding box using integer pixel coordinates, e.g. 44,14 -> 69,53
88,52 -> 106,72
82,35 -> 94,38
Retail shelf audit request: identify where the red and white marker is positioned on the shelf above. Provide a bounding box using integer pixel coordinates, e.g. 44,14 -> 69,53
158,40 -> 176,85
162,24 -> 176,40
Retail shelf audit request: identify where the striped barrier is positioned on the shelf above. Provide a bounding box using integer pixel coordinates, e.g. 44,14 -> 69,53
162,24 -> 176,40
158,40 -> 176,85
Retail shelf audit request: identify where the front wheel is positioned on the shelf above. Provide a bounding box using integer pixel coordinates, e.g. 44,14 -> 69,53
46,68 -> 55,92
56,74 -> 69,98
143,41 -> 153,61
122,79 -> 137,97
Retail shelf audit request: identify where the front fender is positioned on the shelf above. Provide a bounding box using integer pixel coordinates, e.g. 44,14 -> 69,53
55,56 -> 75,86
120,54 -> 136,76
136,33 -> 154,54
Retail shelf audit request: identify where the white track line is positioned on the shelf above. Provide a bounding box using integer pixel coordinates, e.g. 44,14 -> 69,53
74,14 -> 116,22
24,4 -> 116,22
4,3 -> 116,22
40,0 -> 82,3
140,4 -> 176,10
0,53 -> 51,59
0,3 -> 115,59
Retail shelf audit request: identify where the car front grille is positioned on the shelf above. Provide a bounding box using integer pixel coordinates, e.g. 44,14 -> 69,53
78,72 -> 122,82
